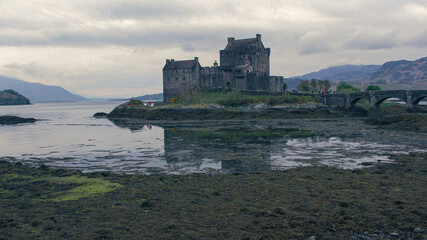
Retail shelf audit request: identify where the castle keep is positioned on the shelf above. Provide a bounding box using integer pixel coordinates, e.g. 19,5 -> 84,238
163,34 -> 284,102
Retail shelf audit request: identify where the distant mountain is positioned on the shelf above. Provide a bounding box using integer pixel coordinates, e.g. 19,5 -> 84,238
133,93 -> 163,101
365,57 -> 427,85
0,76 -> 87,103
292,65 -> 381,83
0,89 -> 30,105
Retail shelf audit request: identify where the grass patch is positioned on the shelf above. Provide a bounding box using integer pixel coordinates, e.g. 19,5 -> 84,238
0,172 -> 122,202
161,91 -> 320,108
44,175 -> 123,202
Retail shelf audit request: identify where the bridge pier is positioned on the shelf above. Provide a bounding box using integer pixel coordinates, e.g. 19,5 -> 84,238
406,103 -> 426,113
406,92 -> 427,113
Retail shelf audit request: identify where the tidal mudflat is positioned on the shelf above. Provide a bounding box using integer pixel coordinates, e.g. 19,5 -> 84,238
1,152 -> 426,239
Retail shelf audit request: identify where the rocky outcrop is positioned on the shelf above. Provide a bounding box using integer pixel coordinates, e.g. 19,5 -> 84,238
0,116 -> 36,124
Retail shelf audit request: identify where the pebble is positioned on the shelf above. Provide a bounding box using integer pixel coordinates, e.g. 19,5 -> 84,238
390,232 -> 399,237
414,227 -> 423,233
308,236 -> 316,240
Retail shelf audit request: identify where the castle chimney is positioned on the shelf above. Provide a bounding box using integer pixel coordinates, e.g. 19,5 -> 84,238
228,37 -> 235,43
213,60 -> 218,67
171,59 -> 175,62
166,59 -> 170,64
256,34 -> 261,44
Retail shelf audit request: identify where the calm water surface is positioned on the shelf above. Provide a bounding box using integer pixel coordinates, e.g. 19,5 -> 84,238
0,101 -> 425,174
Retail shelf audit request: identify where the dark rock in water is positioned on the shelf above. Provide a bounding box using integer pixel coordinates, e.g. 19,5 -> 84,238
0,115 -> 36,124
93,112 -> 108,118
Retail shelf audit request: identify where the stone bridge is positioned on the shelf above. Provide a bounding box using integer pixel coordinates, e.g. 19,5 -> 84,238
321,90 -> 427,113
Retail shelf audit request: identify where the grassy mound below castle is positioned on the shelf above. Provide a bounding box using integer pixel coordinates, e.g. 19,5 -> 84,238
163,91 -> 320,107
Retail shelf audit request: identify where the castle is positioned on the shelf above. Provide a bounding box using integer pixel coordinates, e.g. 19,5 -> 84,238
163,34 -> 284,102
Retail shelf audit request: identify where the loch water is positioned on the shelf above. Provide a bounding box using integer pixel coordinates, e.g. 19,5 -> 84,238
0,101 -> 426,174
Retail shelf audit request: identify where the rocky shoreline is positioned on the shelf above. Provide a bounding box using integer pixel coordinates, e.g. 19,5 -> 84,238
1,152 -> 426,239
107,100 -> 366,120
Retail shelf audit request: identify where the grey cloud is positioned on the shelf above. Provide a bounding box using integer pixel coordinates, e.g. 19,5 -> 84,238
345,29 -> 400,50
181,43 -> 196,52
93,1 -> 190,20
4,62 -> 44,77
1,0 -> 426,98
405,29 -> 427,48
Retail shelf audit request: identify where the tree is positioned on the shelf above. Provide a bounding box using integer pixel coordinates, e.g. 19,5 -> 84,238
310,79 -> 318,92
337,83 -> 358,93
297,80 -> 310,92
323,80 -> 331,92
366,85 -> 381,91
283,82 -> 288,91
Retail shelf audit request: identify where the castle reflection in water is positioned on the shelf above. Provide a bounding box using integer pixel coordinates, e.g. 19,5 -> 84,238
108,118 -> 400,174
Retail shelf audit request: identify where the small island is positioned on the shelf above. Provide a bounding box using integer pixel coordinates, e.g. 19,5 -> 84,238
0,116 -> 36,124
0,89 -> 31,105
107,91 -> 344,120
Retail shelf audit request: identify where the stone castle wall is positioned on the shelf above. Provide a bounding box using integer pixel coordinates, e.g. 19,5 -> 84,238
163,35 -> 283,102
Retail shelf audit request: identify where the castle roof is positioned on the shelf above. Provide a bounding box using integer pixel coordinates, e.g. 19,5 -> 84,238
163,59 -> 199,70
224,38 -> 258,51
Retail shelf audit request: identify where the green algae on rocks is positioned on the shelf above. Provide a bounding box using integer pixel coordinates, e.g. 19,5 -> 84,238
0,166 -> 122,202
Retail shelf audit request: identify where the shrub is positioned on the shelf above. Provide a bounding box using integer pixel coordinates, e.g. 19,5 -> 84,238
366,85 -> 381,91
337,83 -> 358,93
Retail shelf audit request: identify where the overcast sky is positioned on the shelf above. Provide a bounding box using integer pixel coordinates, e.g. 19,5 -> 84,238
1,0 -> 426,98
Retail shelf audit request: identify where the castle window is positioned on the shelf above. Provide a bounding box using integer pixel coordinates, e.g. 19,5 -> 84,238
183,77 -> 186,80
176,77 -> 178,80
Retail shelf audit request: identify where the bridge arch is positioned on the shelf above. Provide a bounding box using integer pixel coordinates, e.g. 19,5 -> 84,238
349,96 -> 370,109
412,95 -> 427,105
373,96 -> 406,110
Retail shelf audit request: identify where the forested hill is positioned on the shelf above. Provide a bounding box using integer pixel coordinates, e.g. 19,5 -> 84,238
365,57 -> 427,86
0,89 -> 30,105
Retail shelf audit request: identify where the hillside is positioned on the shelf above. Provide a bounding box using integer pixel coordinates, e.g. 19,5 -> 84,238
291,65 -> 381,83
365,57 -> 427,86
0,89 -> 30,105
133,93 -> 163,101
0,76 -> 87,103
